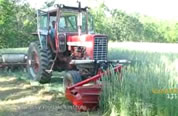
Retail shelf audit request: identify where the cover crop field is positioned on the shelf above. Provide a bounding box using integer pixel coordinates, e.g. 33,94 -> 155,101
0,42 -> 178,116
100,42 -> 178,116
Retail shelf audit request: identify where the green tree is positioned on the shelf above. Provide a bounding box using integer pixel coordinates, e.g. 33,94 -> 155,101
91,4 -> 144,41
0,0 -> 36,48
110,9 -> 144,41
43,0 -> 55,8
91,3 -> 178,43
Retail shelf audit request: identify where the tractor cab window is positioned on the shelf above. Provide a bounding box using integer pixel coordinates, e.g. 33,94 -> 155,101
59,17 -> 66,29
39,15 -> 48,30
88,13 -> 94,33
68,16 -> 77,31
49,16 -> 56,28
81,13 -> 94,33
58,14 -> 78,32
48,10 -> 94,33
37,10 -> 48,31
58,11 -> 91,33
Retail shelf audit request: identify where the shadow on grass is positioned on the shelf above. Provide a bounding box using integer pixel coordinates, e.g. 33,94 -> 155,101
0,70 -> 102,116
50,77 -> 63,84
0,99 -> 96,116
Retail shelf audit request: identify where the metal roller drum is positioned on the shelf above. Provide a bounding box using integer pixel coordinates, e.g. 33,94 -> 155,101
0,53 -> 27,63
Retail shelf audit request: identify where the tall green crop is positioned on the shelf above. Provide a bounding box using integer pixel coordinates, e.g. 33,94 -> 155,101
100,42 -> 178,116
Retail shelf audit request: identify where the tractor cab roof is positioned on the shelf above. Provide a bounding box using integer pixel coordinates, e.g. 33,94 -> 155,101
42,4 -> 89,16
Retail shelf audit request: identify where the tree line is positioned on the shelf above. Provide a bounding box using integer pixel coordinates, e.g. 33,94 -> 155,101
0,0 -> 177,48
91,3 -> 178,42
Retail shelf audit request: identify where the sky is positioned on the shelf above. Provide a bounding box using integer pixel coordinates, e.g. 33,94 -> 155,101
27,0 -> 178,20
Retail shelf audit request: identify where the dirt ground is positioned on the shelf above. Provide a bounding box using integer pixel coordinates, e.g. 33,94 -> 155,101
0,73 -> 101,116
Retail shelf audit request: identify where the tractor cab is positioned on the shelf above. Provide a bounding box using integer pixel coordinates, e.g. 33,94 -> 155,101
37,4 -> 94,52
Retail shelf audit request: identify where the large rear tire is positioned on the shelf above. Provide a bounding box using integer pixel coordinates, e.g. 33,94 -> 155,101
27,41 -> 52,84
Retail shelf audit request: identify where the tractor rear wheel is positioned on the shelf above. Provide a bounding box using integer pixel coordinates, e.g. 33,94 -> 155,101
63,71 -> 82,91
27,41 -> 52,84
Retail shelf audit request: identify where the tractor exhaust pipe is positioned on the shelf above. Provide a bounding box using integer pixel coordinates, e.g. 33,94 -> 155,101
77,1 -> 82,36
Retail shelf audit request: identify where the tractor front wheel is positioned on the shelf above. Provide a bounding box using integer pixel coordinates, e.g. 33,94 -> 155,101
27,41 -> 52,84
63,71 -> 82,91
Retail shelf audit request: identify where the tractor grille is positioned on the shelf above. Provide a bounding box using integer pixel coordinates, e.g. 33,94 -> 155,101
93,36 -> 108,60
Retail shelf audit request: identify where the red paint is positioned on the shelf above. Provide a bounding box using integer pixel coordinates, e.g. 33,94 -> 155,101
32,51 -> 39,73
65,64 -> 122,111
55,23 -> 59,52
67,34 -> 95,59
67,34 -> 107,60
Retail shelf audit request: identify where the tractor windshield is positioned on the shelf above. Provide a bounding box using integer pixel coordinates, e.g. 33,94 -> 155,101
57,11 -> 94,33
45,8 -> 94,34
58,14 -> 78,32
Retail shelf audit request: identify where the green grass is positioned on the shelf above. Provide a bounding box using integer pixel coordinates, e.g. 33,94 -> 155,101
0,48 -> 27,54
0,109 -> 8,116
100,42 -> 178,116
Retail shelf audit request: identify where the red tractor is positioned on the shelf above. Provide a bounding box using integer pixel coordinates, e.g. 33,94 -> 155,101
27,2 -> 125,111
